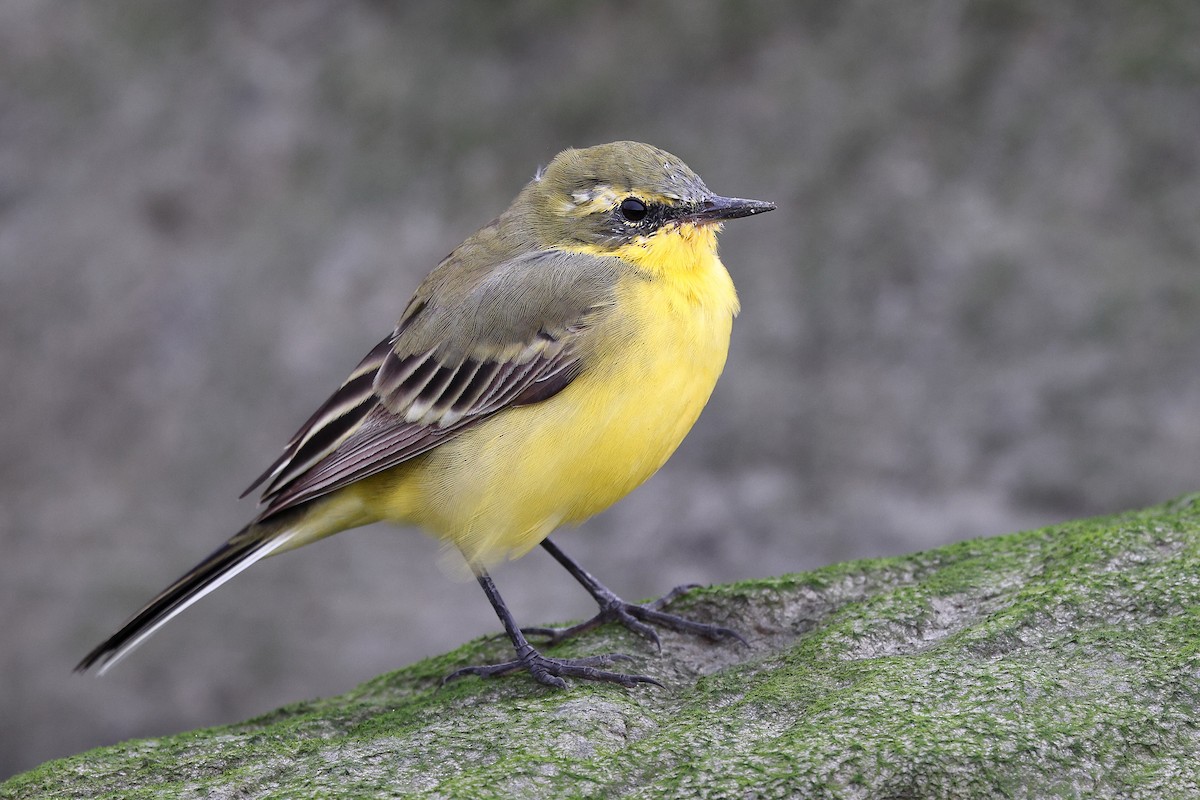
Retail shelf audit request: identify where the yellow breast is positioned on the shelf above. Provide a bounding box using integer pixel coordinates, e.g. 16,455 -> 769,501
352,224 -> 738,565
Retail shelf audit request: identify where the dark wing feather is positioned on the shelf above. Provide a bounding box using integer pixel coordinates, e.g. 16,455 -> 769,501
254,341 -> 579,517
245,249 -> 622,522
241,336 -> 394,499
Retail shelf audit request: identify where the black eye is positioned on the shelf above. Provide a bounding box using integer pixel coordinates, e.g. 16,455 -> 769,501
619,197 -> 648,222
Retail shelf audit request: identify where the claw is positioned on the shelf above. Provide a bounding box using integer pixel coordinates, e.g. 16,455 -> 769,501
444,651 -> 661,690
524,604 -> 663,650
524,584 -> 746,650
535,540 -> 748,652
464,571 -> 668,690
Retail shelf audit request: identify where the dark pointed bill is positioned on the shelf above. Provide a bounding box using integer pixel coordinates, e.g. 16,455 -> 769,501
679,195 -> 777,224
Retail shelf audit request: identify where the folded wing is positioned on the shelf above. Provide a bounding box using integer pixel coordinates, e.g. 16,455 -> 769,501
242,249 -> 623,521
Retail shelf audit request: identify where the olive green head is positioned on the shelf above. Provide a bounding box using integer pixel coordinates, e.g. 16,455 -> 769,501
519,141 -> 775,252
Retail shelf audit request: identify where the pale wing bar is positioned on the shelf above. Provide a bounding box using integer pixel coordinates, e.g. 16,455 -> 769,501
253,344 -> 579,518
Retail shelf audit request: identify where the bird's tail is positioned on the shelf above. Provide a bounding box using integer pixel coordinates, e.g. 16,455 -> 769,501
75,520 -> 294,674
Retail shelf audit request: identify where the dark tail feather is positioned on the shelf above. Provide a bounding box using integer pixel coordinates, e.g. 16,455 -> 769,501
75,523 -> 286,674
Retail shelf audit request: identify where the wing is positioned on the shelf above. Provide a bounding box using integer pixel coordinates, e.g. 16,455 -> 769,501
243,248 -> 623,521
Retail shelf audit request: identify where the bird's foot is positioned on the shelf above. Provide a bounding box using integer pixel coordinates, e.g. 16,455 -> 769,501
443,649 -> 661,689
524,583 -> 747,651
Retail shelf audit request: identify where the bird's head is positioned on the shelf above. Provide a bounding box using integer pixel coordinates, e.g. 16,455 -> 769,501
518,141 -> 775,268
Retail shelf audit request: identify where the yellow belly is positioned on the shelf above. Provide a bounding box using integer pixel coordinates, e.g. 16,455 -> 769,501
330,233 -> 738,565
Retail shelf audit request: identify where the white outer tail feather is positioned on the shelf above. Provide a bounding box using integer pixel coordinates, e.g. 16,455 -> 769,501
92,533 -> 295,674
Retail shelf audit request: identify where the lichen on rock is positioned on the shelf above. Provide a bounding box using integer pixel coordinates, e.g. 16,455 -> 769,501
7,496 -> 1200,799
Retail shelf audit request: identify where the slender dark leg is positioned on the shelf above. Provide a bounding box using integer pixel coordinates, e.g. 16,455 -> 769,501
443,571 -> 662,689
523,538 -> 747,649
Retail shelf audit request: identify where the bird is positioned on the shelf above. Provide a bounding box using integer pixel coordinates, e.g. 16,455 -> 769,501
76,141 -> 776,688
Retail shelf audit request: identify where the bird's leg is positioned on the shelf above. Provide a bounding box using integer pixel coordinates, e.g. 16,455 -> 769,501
523,538 -> 747,650
443,571 -> 662,689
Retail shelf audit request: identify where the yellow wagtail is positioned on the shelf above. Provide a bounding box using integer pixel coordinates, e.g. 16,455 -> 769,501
77,141 -> 775,687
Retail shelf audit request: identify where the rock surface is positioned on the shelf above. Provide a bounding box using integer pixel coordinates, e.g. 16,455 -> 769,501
7,497 -> 1200,799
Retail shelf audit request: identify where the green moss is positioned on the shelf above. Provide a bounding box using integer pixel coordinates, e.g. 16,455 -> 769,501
8,498 -> 1200,798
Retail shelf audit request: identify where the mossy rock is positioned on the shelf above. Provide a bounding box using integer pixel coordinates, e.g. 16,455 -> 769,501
8,497 -> 1200,799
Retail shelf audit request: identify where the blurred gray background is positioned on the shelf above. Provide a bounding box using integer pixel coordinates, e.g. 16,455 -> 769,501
3,0 -> 1199,779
